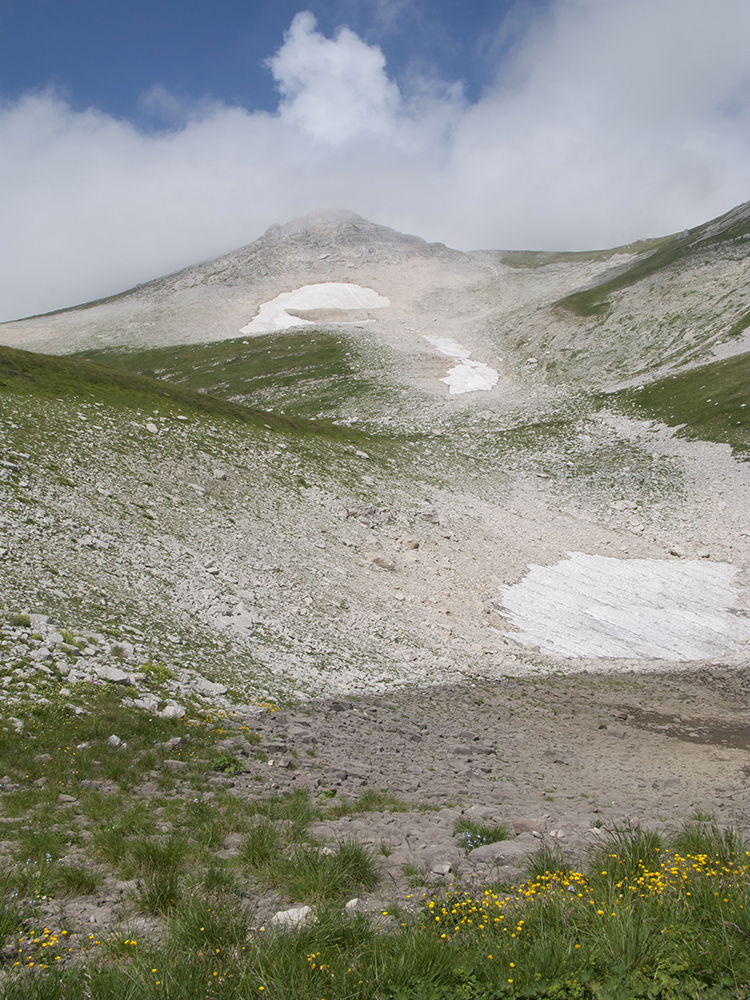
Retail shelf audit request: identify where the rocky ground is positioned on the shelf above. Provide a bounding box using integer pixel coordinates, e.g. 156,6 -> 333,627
1,207 -> 749,979
241,665 -> 750,912
2,608 -> 748,951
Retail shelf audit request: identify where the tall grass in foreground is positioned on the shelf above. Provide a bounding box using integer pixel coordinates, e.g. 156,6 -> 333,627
3,824 -> 750,999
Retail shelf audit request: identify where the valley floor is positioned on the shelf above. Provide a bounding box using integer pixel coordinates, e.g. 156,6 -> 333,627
0,662 -> 748,983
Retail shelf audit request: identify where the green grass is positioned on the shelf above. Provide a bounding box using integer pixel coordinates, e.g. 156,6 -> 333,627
617,350 -> 750,457
78,329 -> 393,420
255,839 -> 380,902
453,817 -> 512,853
557,204 -> 750,317
497,235 -> 669,271
131,871 -> 183,915
238,820 -> 280,869
3,824 -> 750,998
236,812 -> 380,903
586,823 -> 665,880
524,841 -> 572,880
403,860 -> 431,887
122,834 -> 190,878
0,343 -> 372,444
324,788 -> 428,818
669,818 -> 747,865
169,893 -> 251,953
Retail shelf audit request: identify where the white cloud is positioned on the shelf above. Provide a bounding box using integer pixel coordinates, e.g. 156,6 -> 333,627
268,11 -> 401,144
1,0 -> 749,321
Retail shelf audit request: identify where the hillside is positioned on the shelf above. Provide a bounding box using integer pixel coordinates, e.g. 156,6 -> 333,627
1,206 -> 750,995
2,204 -> 750,694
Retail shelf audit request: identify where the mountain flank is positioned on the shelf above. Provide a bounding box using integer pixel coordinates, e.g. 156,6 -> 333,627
0,203 -> 749,993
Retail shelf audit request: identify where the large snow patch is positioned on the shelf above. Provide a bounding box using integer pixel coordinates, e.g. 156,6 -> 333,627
425,336 -> 499,394
240,283 -> 390,334
499,552 -> 750,661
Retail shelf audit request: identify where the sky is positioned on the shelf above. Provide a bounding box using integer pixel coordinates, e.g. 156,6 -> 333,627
1,0 -> 749,321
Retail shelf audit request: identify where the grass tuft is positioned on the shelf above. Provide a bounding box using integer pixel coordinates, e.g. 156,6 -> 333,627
453,817 -> 512,853
131,871 -> 182,915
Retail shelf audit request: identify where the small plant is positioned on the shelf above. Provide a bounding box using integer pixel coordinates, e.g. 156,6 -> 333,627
124,834 -> 190,878
524,841 -> 571,879
93,825 -> 128,866
15,827 -> 68,863
140,660 -> 176,683
238,820 -> 280,869
670,819 -> 746,865
132,871 -> 182,914
588,822 -> 664,880
403,861 -> 430,887
55,862 -> 104,897
9,613 -> 31,628
210,751 -> 244,776
169,894 -> 250,952
196,864 -> 241,895
325,788 -> 415,818
0,897 -> 20,941
453,817 -> 512,853
261,840 -> 379,902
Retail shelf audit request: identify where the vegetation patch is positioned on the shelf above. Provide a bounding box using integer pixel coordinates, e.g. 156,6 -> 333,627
454,817 -> 512,852
557,207 -> 750,318
77,329 -> 394,420
0,343 -> 371,444
617,351 -> 750,457
0,824 -> 747,997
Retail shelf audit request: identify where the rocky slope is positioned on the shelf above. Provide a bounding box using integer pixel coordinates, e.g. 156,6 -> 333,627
0,205 -> 749,965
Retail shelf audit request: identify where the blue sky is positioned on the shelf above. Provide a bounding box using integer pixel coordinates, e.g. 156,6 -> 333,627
0,0 -> 529,123
1,0 -> 749,320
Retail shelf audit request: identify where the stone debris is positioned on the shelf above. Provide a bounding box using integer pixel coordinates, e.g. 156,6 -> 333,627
269,905 -> 314,929
0,615 -> 247,720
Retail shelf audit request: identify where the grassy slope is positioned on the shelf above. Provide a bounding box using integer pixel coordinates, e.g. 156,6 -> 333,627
496,234 -> 670,270
0,344 -> 367,444
77,329 -> 394,420
0,342 -> 414,706
557,208 -> 750,319
615,351 -> 750,458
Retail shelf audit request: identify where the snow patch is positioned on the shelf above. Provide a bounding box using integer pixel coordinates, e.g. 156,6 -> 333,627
499,552 -> 750,661
240,282 -> 390,334
425,336 -> 499,394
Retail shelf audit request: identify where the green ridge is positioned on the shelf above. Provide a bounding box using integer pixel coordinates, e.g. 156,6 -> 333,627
0,344 -> 363,443
558,206 -> 750,317
78,329 -> 392,419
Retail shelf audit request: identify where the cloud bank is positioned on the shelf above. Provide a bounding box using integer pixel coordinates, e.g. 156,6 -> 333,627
2,0 -> 750,320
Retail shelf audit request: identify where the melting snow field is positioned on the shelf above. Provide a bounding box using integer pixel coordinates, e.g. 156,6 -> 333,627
425,336 -> 499,394
240,283 -> 390,334
499,553 -> 750,661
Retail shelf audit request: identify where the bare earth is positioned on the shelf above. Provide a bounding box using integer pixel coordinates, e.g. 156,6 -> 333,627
206,664 -> 750,923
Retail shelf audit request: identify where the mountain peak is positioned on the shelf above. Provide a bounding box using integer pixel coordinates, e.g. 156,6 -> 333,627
259,208 -> 427,249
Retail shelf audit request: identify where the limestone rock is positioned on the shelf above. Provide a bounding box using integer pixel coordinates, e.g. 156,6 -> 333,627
270,905 -> 314,929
